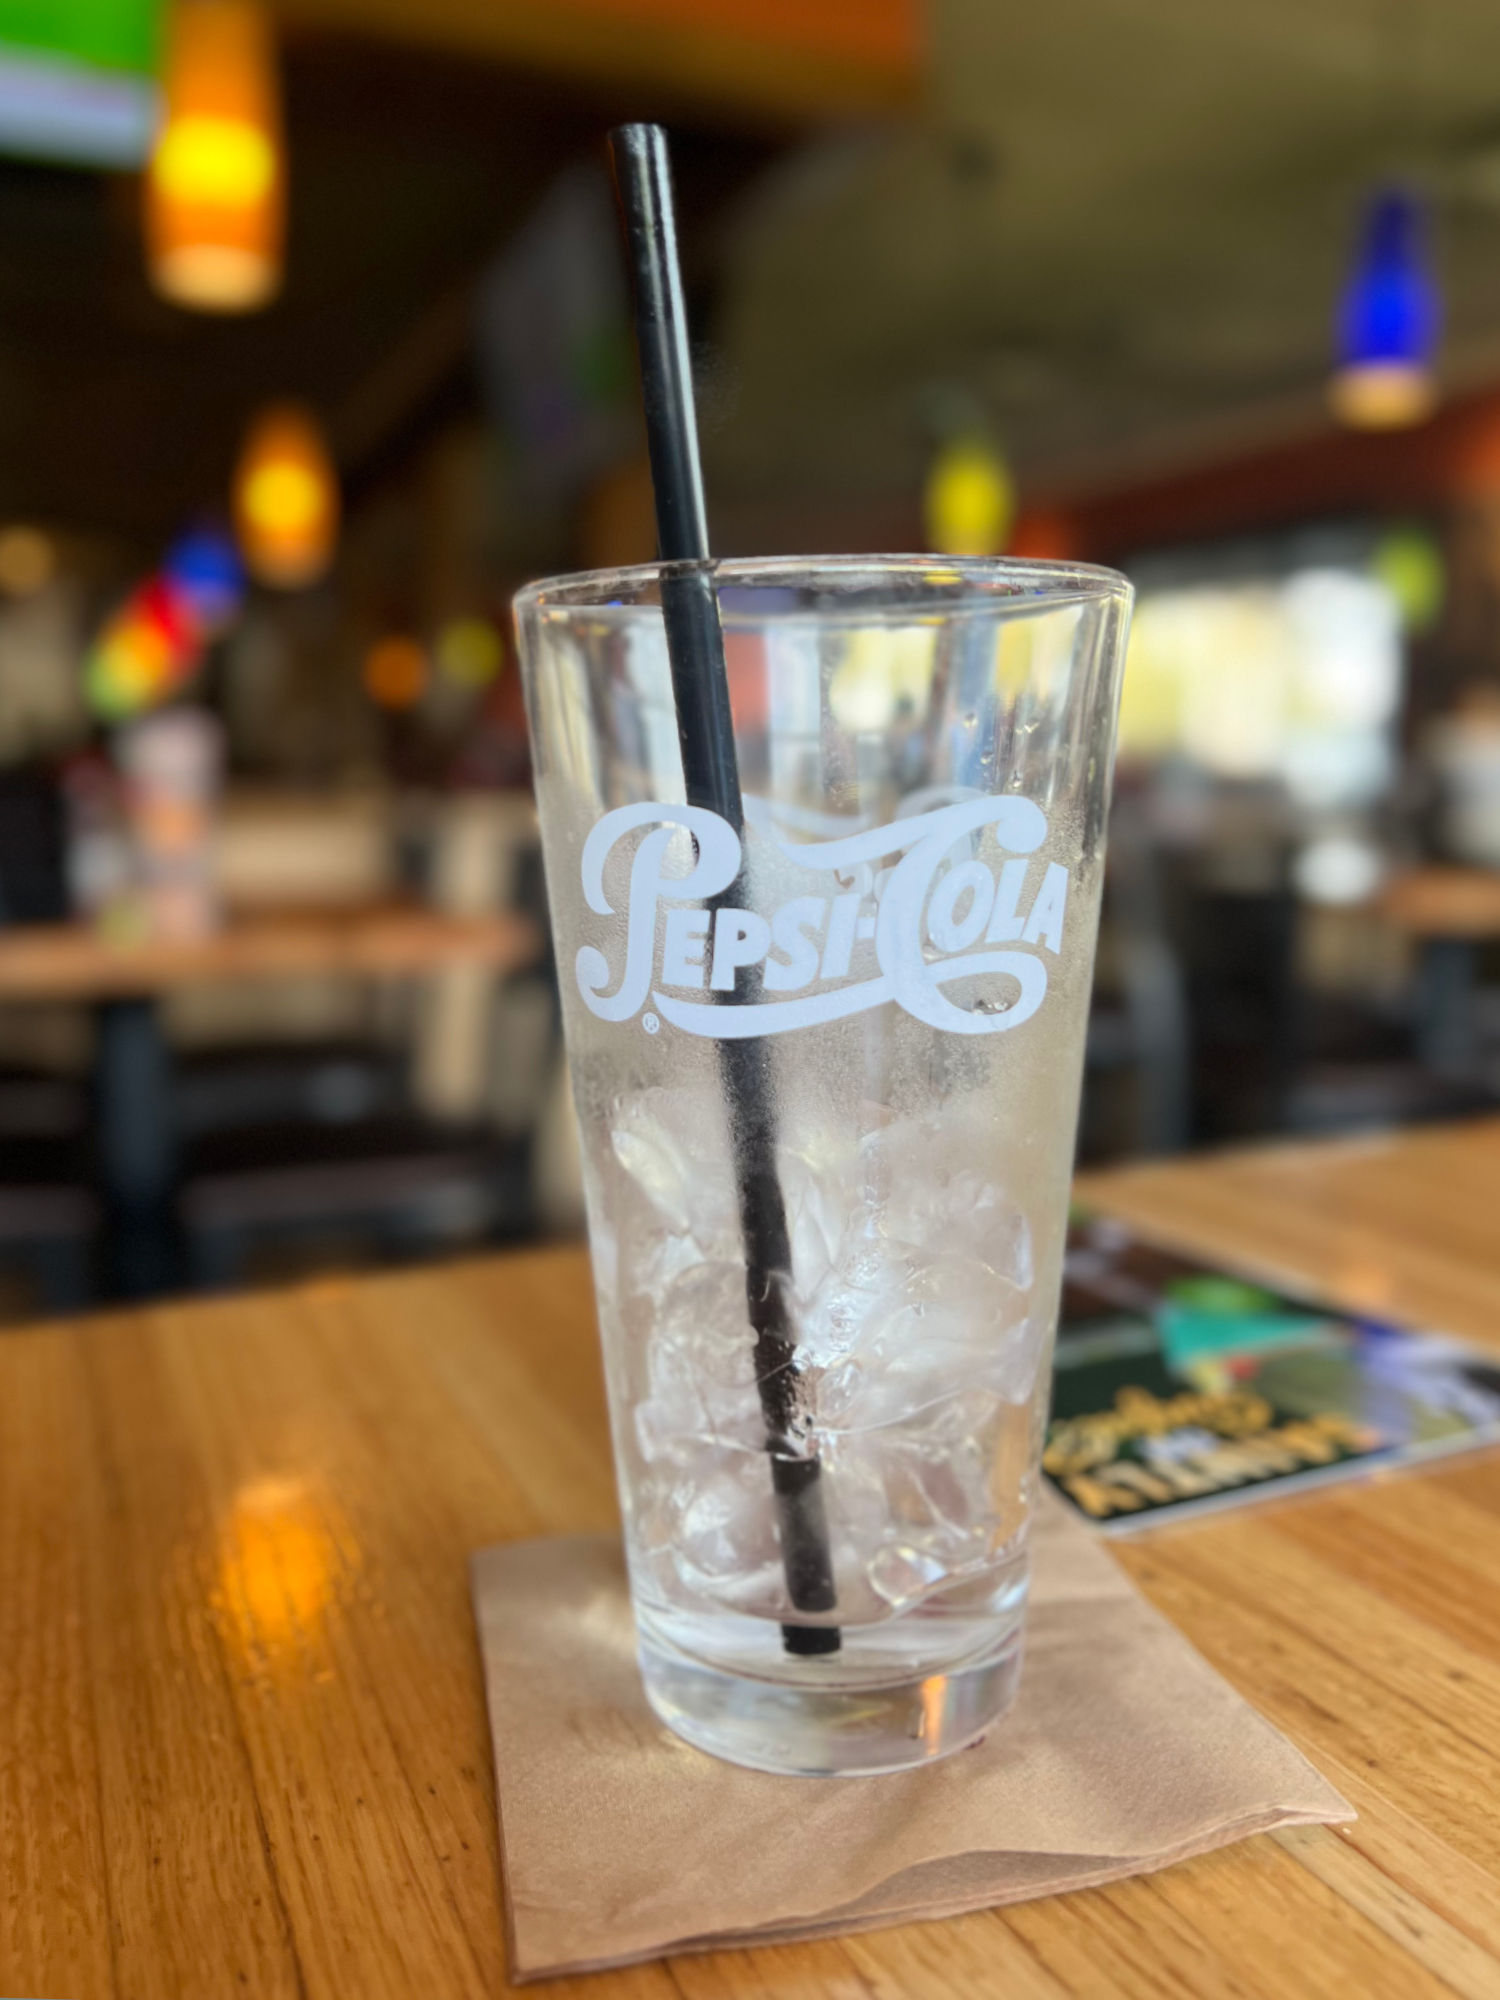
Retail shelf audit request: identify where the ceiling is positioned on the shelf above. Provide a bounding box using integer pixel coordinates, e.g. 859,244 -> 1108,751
12,0 -> 1500,557
704,0 -> 1500,535
0,29 -> 772,551
275,0 -> 919,123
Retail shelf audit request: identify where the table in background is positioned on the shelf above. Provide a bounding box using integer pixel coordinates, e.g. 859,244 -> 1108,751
0,904 -> 541,1295
5,1119 -> 1500,1997
1379,865 -> 1500,1076
1379,865 -> 1500,939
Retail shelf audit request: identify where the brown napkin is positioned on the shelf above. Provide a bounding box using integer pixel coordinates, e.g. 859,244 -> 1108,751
471,1496 -> 1350,1981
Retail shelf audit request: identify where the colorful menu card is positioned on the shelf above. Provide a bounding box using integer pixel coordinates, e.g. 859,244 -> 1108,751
1046,1211 -> 1500,1532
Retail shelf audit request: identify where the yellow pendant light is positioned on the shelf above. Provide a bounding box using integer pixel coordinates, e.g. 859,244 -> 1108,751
233,403 -> 339,587
147,0 -> 285,313
924,436 -> 1017,557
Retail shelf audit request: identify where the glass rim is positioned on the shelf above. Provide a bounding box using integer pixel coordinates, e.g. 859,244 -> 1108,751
513,551 -> 1132,619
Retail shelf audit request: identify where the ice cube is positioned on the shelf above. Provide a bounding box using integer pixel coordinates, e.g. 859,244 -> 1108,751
655,1257 -> 754,1357
607,1086 -> 738,1251
610,1120 -> 695,1236
805,1255 -> 1040,1436
777,1142 -> 851,1298
600,1088 -> 1046,1625
865,1540 -> 954,1611
828,1392 -> 1011,1611
669,1454 -> 788,1614
858,1115 -> 1034,1292
632,1258 -> 765,1464
939,1171 -> 1035,1290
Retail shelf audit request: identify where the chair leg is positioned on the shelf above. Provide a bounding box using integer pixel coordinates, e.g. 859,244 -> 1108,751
96,997 -> 181,1298
29,1237 -> 95,1315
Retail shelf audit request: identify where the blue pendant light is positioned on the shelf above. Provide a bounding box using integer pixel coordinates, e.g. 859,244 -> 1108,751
1330,187 -> 1440,429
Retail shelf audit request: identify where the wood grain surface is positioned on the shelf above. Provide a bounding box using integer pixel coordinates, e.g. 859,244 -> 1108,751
0,904 -> 540,1002
5,1118 -> 1500,1996
1379,866 -> 1500,939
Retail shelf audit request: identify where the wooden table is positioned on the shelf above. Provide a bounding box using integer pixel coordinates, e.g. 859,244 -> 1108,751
6,1119 -> 1500,1998
0,904 -> 540,1002
1379,865 -> 1500,940
0,904 -> 541,1296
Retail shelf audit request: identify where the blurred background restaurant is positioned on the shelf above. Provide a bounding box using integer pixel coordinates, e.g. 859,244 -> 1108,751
2,0 -> 1500,1316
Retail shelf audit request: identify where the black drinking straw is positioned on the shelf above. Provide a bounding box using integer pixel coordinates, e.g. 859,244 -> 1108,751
608,123 -> 839,1658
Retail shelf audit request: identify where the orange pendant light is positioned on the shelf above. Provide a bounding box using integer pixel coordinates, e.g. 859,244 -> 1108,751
363,636 -> 429,710
233,403 -> 339,588
147,0 -> 285,313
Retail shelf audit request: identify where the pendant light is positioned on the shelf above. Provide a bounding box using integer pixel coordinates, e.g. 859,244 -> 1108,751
86,577 -> 200,721
1330,187 -> 1440,430
924,435 -> 1017,556
363,636 -> 429,711
164,525 -> 246,635
84,527 -> 246,722
146,0 -> 284,313
233,403 -> 339,588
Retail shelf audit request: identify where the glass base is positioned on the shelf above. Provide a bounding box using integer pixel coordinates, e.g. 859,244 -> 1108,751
637,1618 -> 1025,1777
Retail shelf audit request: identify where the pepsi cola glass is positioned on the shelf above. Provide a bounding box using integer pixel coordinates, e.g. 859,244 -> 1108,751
514,556 -> 1132,1775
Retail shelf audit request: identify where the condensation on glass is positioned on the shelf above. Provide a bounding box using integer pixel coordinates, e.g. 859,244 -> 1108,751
516,556 -> 1132,1775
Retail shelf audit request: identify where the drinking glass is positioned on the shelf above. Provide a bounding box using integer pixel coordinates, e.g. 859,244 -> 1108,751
514,555 -> 1132,1775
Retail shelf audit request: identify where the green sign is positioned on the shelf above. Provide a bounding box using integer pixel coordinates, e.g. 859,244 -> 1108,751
0,0 -> 160,76
0,0 -> 161,165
